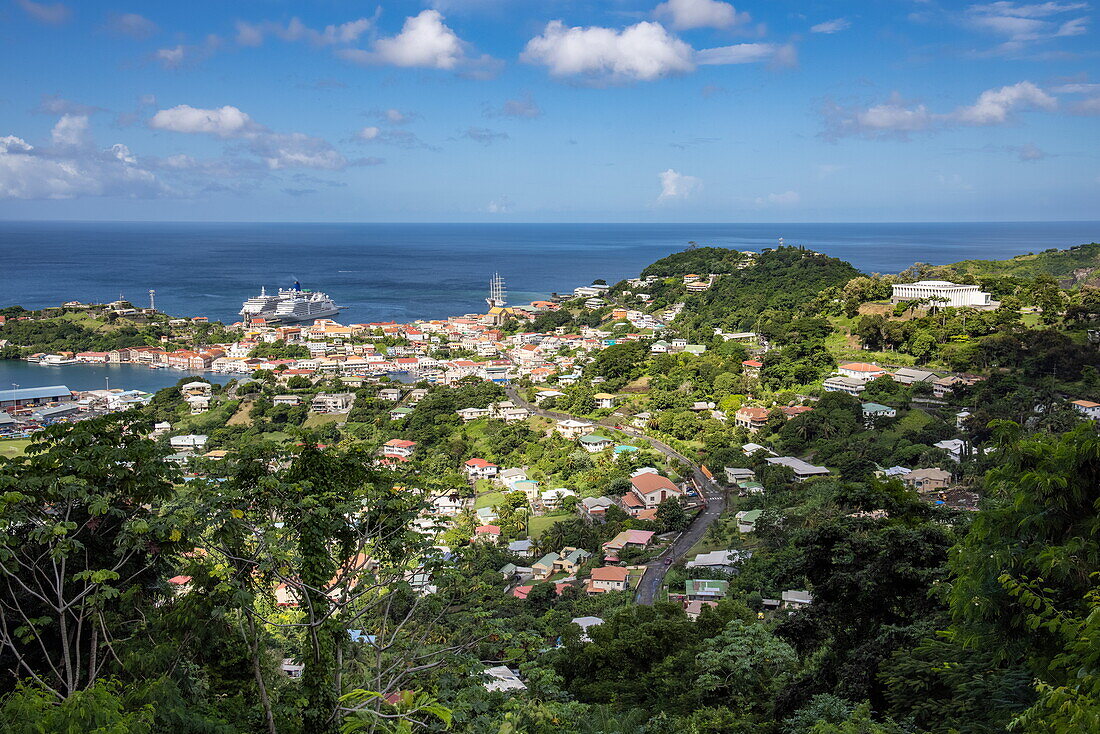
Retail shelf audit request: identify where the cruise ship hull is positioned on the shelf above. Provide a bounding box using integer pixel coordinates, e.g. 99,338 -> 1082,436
265,307 -> 342,323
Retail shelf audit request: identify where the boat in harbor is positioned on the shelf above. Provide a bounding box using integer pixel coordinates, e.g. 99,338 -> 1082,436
239,281 -> 341,323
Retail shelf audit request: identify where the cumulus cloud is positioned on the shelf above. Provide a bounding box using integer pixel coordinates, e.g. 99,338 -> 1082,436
337,10 -> 482,71
0,126 -> 164,200
149,104 -> 363,171
523,20 -> 795,83
811,18 -> 851,34
822,81 -> 1058,139
657,169 -> 701,202
149,105 -> 261,138
106,12 -> 158,39
51,114 -> 90,146
955,80 -> 1056,123
486,196 -> 513,214
235,17 -> 372,47
522,21 -> 694,83
654,0 -> 749,30
15,0 -> 69,25
754,190 -> 800,206
485,93 -> 542,119
460,127 -> 509,145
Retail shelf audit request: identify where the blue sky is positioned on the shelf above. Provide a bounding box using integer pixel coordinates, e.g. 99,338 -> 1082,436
0,0 -> 1097,222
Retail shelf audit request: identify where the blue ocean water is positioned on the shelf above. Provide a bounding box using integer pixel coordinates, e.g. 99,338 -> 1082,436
1,221 -> 1098,325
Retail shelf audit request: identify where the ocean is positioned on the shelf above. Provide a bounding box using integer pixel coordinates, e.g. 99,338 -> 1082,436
2,221 -> 1098,325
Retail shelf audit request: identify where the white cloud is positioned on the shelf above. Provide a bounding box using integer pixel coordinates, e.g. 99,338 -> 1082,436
697,42 -> 796,67
247,132 -> 348,171
487,196 -> 513,214
654,0 -> 749,30
354,127 -> 435,149
149,104 -> 361,171
0,132 -> 163,200
339,10 -> 469,69
1050,82 -> 1100,114
154,46 -> 186,69
152,36 -> 221,69
51,114 -> 90,146
754,190 -> 800,206
15,0 -> 69,25
235,17 -> 372,47
823,81 -> 1057,139
810,18 -> 851,34
965,2 -> 1090,53
149,105 -> 261,138
657,169 -> 702,202
106,12 -> 158,39
382,108 -> 412,124
955,81 -> 1057,124
522,20 -> 695,83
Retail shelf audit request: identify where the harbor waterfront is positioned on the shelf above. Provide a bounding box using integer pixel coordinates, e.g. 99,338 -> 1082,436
0,360 -> 235,393
3,221 -> 1099,324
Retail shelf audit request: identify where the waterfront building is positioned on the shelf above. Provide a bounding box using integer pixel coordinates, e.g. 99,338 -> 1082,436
0,385 -> 72,409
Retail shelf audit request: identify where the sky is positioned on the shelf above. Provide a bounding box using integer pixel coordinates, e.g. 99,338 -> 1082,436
0,0 -> 1097,223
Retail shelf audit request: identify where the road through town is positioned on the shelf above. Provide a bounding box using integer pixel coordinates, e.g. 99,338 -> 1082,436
504,386 -> 726,605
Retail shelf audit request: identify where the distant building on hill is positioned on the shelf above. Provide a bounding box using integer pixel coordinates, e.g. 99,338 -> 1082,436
891,281 -> 992,308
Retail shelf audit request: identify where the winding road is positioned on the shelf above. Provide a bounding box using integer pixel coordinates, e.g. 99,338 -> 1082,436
504,386 -> 726,605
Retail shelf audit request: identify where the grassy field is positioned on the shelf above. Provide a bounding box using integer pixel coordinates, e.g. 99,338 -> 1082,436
474,490 -> 506,510
227,401 -> 254,426
527,514 -> 568,538
303,412 -> 348,428
0,439 -> 31,459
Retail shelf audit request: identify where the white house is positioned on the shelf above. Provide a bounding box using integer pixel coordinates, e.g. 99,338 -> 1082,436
464,458 -> 499,479
837,362 -> 888,381
1071,399 -> 1100,420
540,487 -> 577,510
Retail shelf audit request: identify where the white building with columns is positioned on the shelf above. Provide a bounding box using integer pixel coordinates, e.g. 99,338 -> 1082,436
891,281 -> 992,308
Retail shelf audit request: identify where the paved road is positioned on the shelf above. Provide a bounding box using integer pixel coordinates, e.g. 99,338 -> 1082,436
504,386 -> 726,605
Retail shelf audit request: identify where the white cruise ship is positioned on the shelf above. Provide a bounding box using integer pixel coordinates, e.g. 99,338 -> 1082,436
239,282 -> 341,323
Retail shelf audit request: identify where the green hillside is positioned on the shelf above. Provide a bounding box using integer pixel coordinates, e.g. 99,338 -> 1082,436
926,242 -> 1100,285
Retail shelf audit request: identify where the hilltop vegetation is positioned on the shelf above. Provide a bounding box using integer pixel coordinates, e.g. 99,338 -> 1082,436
923,242 -> 1100,286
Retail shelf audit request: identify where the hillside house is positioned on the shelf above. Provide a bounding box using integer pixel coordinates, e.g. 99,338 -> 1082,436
837,362 -> 888,381
382,439 -> 417,459
628,473 -> 682,509
734,406 -> 771,432
765,456 -> 831,482
902,467 -> 952,492
556,419 -> 595,439
587,566 -> 630,594
311,393 -> 355,413
464,458 -> 499,480
579,434 -> 613,453
822,376 -> 866,396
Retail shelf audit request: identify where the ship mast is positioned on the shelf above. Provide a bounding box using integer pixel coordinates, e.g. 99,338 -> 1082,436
486,273 -> 507,309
